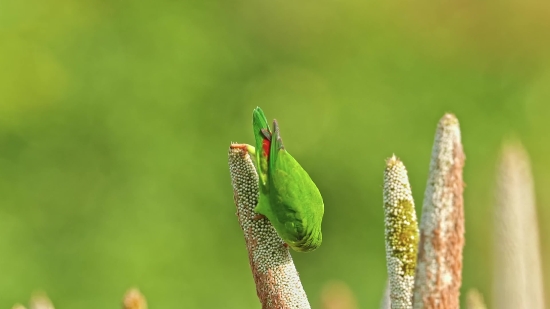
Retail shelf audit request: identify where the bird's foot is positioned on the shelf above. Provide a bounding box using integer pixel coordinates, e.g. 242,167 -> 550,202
253,214 -> 266,221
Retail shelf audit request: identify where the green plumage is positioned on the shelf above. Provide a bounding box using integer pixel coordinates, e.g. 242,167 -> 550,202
251,107 -> 324,252
252,107 -> 271,189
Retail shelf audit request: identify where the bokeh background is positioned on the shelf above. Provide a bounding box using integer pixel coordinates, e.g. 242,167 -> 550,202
1,0 -> 549,308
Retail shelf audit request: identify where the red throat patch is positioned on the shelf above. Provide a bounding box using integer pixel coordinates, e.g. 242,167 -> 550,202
262,138 -> 271,159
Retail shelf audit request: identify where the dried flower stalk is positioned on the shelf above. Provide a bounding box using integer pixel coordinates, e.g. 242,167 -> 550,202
493,140 -> 545,309
228,144 -> 311,309
123,288 -> 148,309
413,114 -> 465,309
466,289 -> 487,309
383,156 -> 419,309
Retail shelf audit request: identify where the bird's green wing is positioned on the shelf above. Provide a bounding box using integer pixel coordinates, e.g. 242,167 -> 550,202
269,120 -> 324,252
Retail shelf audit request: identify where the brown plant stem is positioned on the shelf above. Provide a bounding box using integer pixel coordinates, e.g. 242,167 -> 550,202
413,114 -> 465,309
228,144 -> 310,309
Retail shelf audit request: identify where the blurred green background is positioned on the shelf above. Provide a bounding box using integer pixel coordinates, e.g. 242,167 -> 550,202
1,0 -> 549,307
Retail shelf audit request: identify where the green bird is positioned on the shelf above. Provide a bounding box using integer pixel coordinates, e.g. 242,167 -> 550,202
250,107 -> 324,252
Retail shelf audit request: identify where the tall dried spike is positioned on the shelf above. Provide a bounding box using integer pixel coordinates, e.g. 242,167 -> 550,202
123,288 -> 148,309
383,156 -> 419,309
413,113 -> 465,309
228,144 -> 311,309
466,289 -> 487,309
492,140 -> 545,309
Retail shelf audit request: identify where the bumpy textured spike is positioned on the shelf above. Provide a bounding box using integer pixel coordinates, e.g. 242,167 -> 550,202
413,113 -> 465,309
123,288 -> 148,309
466,289 -> 487,309
493,140 -> 545,309
228,144 -> 311,309
29,292 -> 54,309
380,280 -> 391,309
383,156 -> 419,309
